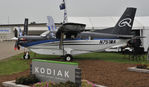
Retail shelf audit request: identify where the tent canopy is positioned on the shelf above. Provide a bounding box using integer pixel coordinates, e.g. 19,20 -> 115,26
68,16 -> 149,30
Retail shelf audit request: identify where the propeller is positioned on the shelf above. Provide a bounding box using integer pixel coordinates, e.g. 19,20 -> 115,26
14,18 -> 28,50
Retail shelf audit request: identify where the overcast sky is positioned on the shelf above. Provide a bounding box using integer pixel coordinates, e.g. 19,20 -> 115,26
0,0 -> 148,24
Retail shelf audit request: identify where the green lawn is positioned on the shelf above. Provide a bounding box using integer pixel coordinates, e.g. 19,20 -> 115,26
75,52 -> 148,64
0,52 -> 59,75
0,53 -> 29,75
0,52 -> 148,75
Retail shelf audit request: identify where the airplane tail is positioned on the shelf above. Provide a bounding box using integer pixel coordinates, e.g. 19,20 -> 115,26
112,7 -> 136,35
47,16 -> 56,32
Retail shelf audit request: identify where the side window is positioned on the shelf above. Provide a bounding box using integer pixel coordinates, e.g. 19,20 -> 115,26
64,34 -> 66,39
65,34 -> 77,39
88,35 -> 93,40
71,35 -> 75,39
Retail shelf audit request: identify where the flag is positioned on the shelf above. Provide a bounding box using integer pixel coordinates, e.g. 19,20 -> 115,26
59,3 -> 65,10
18,27 -> 22,36
47,16 -> 56,31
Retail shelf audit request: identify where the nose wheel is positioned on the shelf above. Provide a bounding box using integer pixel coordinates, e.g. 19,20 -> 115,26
64,54 -> 73,61
23,51 -> 30,59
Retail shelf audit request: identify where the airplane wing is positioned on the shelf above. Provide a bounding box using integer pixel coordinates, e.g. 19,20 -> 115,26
56,23 -> 86,39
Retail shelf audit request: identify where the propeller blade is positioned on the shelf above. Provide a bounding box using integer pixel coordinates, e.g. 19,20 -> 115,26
14,41 -> 20,50
23,18 -> 28,36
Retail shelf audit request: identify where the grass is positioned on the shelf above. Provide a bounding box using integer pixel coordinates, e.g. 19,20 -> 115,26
0,53 -> 30,75
0,52 -> 148,75
75,52 -> 148,64
0,52 -> 59,75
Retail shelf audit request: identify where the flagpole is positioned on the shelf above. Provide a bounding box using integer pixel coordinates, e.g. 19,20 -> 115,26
63,0 -> 67,24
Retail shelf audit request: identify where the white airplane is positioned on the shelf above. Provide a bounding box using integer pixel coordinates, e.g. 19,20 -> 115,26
14,7 -> 137,61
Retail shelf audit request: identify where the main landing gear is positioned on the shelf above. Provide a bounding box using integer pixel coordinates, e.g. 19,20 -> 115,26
64,54 -> 73,61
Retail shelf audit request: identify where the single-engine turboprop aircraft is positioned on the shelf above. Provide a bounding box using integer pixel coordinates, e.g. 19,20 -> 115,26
14,7 -> 136,61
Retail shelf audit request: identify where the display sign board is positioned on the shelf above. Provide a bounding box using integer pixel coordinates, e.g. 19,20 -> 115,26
32,59 -> 78,83
0,28 -> 11,33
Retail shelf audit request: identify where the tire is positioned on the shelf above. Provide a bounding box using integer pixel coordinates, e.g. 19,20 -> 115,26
64,54 -> 73,61
23,52 -> 30,59
124,50 -> 130,54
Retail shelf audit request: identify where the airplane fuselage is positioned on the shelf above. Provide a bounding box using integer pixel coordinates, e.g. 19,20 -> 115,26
18,32 -> 129,55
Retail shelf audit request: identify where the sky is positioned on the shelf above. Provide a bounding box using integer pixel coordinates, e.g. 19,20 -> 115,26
0,0 -> 148,24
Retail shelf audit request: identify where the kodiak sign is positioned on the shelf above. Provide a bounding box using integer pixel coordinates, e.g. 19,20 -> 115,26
31,59 -> 79,83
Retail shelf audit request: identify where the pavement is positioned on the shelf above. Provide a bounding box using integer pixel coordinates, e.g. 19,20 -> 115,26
0,41 -> 23,60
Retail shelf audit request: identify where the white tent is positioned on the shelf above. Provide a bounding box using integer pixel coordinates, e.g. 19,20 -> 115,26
68,16 -> 149,30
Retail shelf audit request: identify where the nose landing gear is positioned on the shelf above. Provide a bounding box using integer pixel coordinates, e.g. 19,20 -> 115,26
23,51 -> 30,59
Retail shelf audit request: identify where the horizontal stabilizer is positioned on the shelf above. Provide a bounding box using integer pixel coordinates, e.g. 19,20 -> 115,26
117,35 -> 133,39
132,36 -> 145,39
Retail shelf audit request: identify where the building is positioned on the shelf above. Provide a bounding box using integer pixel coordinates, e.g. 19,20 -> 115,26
0,23 -> 61,40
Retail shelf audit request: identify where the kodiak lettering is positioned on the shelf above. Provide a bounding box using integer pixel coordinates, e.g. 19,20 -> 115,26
35,67 -> 69,78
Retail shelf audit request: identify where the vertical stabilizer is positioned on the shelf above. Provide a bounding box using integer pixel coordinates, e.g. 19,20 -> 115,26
112,7 -> 136,35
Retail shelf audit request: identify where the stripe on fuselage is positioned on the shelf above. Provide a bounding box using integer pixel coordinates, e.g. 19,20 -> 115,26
21,39 -> 119,47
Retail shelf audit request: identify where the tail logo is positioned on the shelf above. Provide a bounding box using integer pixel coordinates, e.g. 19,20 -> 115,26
118,18 -> 132,27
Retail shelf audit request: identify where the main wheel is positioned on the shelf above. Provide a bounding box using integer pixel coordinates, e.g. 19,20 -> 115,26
64,54 -> 73,61
23,52 -> 30,59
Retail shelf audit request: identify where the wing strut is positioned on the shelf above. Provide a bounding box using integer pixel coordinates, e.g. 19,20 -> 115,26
59,32 -> 64,49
